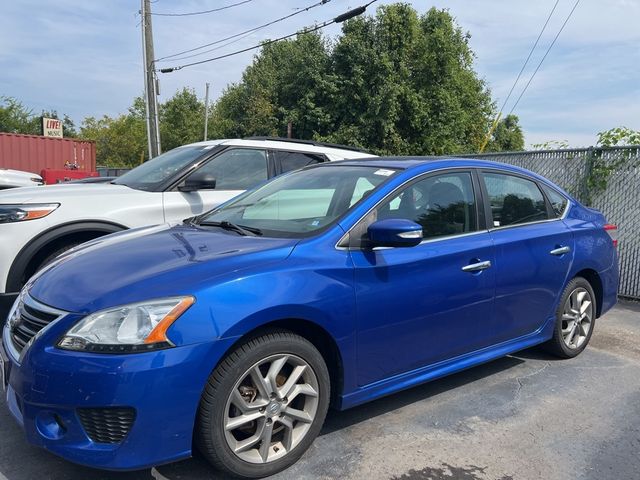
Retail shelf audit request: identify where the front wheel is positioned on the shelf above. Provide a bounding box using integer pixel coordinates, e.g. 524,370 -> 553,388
545,277 -> 596,358
196,330 -> 330,478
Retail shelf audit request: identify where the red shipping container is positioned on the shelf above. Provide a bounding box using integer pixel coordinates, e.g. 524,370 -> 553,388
0,132 -> 96,174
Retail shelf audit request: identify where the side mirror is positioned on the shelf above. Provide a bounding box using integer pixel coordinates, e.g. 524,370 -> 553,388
367,219 -> 423,248
179,172 -> 216,192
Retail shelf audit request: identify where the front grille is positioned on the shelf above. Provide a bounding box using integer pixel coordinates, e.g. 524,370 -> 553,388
9,295 -> 63,354
77,407 -> 136,444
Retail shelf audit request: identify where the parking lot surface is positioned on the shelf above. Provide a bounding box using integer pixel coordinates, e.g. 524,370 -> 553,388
1,302 -> 639,480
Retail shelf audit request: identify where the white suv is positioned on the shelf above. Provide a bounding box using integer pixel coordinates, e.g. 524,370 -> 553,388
0,138 -> 372,296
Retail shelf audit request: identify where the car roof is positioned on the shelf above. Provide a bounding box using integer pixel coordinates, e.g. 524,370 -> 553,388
185,138 -> 374,159
326,156 -> 543,175
319,156 -> 563,189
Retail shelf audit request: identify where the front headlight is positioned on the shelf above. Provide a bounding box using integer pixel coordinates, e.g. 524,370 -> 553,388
0,203 -> 59,223
58,296 -> 195,353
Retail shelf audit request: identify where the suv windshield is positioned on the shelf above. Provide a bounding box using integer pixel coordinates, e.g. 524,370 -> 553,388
197,165 -> 397,238
113,145 -> 218,191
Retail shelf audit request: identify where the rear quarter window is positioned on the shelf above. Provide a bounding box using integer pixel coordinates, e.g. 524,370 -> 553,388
540,184 -> 569,218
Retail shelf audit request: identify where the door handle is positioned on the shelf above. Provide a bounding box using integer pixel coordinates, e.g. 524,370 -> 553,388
549,246 -> 571,256
462,260 -> 492,272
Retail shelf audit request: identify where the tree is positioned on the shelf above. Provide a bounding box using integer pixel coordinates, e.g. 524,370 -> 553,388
0,96 -> 34,134
0,96 -> 78,137
210,32 -> 331,140
485,114 -> 524,152
160,87 -> 207,151
80,113 -> 146,167
211,4 -> 495,155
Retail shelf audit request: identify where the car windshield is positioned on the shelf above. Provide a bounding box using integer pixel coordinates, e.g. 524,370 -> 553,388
113,145 -> 218,191
197,165 -> 398,238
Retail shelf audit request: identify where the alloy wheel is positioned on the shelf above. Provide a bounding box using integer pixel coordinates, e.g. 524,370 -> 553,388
561,287 -> 593,349
223,354 -> 320,464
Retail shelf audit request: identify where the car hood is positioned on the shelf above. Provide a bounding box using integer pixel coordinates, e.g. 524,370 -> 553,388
0,182 -> 133,203
28,223 -> 297,313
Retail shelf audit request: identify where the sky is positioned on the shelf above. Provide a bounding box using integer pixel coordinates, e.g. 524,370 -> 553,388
1,0 -> 638,148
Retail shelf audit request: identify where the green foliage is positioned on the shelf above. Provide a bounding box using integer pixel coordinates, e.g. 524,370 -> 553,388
0,96 -> 77,138
160,88 -> 206,151
485,114 -> 525,152
0,96 -> 34,133
585,126 -> 640,204
212,4 -> 495,155
80,112 -> 147,167
596,126 -> 640,147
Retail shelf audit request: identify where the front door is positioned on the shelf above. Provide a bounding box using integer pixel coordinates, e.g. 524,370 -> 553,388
350,170 -> 496,386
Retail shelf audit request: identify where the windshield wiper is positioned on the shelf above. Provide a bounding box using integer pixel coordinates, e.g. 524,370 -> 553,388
198,220 -> 263,236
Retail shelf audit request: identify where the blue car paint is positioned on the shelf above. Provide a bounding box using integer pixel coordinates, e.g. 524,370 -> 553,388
2,158 -> 618,471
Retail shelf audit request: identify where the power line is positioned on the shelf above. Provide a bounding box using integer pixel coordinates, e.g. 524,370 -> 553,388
498,0 -> 559,116
159,1 -> 377,73
156,0 -> 331,62
509,0 -> 581,115
152,0 -> 255,17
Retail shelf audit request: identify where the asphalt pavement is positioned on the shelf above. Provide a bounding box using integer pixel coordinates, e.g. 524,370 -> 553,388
1,302 -> 639,480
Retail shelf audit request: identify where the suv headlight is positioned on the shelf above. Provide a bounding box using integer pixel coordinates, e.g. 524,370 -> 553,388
58,296 -> 195,353
0,203 -> 59,223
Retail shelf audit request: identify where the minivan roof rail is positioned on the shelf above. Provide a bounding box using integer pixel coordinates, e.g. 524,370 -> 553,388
244,136 -> 370,154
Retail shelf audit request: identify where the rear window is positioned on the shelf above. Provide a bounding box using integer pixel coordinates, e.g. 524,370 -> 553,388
482,172 -> 550,227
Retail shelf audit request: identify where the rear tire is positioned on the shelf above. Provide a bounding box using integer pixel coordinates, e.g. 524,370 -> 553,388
544,277 -> 596,358
196,330 -> 330,479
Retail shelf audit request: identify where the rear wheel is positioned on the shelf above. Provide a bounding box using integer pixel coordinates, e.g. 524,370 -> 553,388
196,331 -> 330,478
545,277 -> 596,358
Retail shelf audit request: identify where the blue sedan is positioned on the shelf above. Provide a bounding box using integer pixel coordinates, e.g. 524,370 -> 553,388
1,158 -> 618,478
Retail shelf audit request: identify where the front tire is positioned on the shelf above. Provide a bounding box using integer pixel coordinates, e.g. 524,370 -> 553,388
196,330 -> 330,479
545,276 -> 596,358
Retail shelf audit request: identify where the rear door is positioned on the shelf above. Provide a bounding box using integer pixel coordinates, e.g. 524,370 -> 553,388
480,170 -> 574,344
162,148 -> 272,221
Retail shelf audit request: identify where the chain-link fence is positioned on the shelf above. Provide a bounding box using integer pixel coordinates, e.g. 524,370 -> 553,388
458,146 -> 640,300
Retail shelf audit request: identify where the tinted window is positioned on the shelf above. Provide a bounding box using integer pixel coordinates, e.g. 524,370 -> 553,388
482,172 -> 549,227
541,184 -> 568,217
191,148 -> 268,190
374,171 -> 478,240
276,151 -> 324,173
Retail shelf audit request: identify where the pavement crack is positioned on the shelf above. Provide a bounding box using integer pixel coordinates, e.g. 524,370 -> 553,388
513,362 -> 551,403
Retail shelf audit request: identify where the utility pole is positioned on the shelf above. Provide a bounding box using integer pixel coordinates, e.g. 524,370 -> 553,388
141,0 -> 161,159
204,82 -> 210,141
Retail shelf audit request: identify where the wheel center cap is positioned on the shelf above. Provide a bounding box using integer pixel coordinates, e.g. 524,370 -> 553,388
267,401 -> 281,417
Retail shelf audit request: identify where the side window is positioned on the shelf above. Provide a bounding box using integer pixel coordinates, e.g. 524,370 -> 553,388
374,171 -> 478,240
190,148 -> 268,190
541,184 -> 568,218
276,151 -> 324,173
482,172 -> 549,227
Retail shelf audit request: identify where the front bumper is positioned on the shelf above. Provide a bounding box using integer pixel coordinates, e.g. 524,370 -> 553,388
2,321 -> 236,470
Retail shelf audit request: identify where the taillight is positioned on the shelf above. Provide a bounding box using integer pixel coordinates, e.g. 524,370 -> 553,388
604,224 -> 618,247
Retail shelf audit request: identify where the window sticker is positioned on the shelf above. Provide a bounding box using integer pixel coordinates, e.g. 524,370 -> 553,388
374,169 -> 395,176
